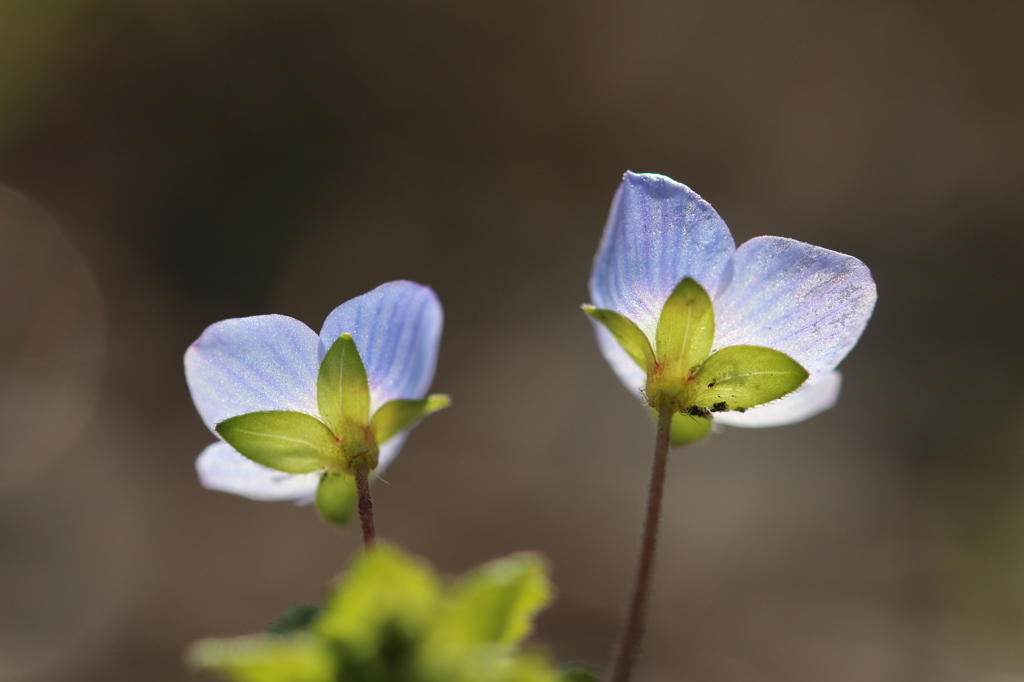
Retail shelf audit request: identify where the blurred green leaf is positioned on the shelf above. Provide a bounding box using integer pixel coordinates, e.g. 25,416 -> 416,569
215,411 -> 337,473
315,544 -> 441,653
187,633 -> 335,682
655,277 -> 714,379
190,543 -> 581,682
478,651 -> 569,682
317,333 -> 370,435
314,471 -> 357,528
371,394 -> 451,445
692,345 -> 807,411
431,552 -> 551,648
582,305 -> 655,372
559,663 -> 601,682
267,605 -> 321,635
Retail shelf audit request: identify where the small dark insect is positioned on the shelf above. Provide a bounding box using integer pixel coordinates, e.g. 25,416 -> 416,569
707,379 -> 716,388
681,404 -> 710,418
710,401 -> 729,412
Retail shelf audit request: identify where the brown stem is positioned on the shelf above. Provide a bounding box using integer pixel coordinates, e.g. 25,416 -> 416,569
354,466 -> 375,549
607,402 -> 674,682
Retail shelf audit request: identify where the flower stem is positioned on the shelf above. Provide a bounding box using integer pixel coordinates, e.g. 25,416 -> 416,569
354,466 -> 375,549
607,402 -> 674,682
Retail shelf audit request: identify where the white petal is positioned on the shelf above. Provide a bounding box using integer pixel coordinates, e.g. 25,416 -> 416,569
713,371 -> 842,428
195,442 -> 322,501
185,315 -> 321,432
319,281 -> 443,413
589,172 -> 736,340
713,237 -> 877,375
591,319 -> 647,399
377,431 -> 409,473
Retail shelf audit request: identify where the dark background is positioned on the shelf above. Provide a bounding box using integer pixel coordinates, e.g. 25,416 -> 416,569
1,2 -> 1022,681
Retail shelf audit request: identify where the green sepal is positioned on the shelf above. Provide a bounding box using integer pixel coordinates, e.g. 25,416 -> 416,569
669,411 -> 712,446
317,333 -> 371,435
315,543 -> 441,653
215,411 -> 338,473
371,394 -> 451,445
315,471 -> 358,527
186,632 -> 336,682
581,305 -> 655,372
692,345 -> 808,411
655,277 -> 715,378
267,605 -> 321,635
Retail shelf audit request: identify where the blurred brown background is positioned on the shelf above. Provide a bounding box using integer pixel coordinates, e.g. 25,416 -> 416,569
1,1 -> 1022,680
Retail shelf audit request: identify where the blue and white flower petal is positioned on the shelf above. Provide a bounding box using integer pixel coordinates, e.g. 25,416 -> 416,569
185,281 -> 444,501
185,315 -> 321,431
195,442 -> 322,502
589,171 -> 736,341
591,320 -> 648,398
377,431 -> 410,473
712,236 -> 876,376
319,281 -> 443,414
588,171 -> 876,428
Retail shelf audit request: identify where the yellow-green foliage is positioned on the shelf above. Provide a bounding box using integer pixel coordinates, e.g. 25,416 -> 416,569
187,544 -> 594,682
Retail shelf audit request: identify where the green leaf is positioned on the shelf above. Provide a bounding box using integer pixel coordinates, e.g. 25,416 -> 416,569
215,411 -> 338,473
669,411 -> 712,446
317,333 -> 370,435
559,663 -> 601,682
655,277 -> 715,378
484,651 -> 568,682
581,305 -> 655,372
692,345 -> 808,411
186,544 -> 575,682
315,543 -> 441,653
432,553 -> 551,649
418,553 -> 552,681
315,471 -> 357,527
186,633 -> 335,682
371,394 -> 451,445
267,605 -> 321,635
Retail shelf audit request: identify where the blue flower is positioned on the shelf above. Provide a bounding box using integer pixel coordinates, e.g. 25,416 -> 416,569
587,172 -> 876,433
185,281 -> 446,502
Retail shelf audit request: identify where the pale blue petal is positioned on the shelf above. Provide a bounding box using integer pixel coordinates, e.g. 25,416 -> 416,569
377,431 -> 409,473
185,315 -> 320,432
319,281 -> 443,413
712,237 -> 877,375
591,319 -> 647,399
196,442 -> 322,501
713,371 -> 842,427
589,172 -> 736,340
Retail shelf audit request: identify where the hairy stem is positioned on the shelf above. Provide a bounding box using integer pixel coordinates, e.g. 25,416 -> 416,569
608,402 -> 674,682
355,466 -> 375,549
